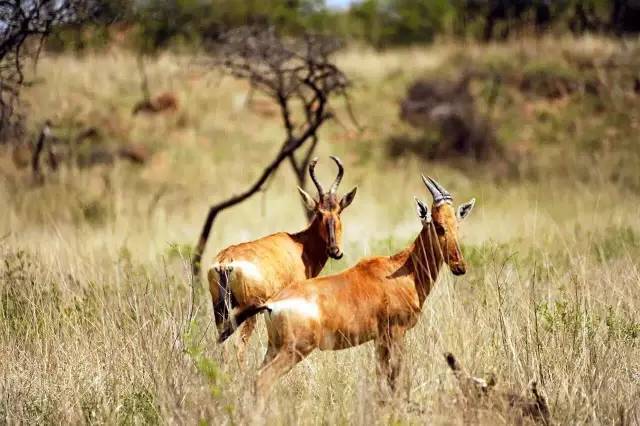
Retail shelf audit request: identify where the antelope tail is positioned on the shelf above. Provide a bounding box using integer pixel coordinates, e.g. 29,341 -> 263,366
218,304 -> 271,343
444,352 -> 470,382
445,352 -> 462,372
213,265 -> 234,327
444,352 -> 496,394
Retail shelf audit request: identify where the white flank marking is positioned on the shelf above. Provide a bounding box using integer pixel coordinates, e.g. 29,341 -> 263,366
228,260 -> 263,281
209,260 -> 263,282
267,298 -> 320,319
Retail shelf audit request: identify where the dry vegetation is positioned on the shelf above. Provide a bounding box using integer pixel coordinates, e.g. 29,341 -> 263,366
1,35 -> 640,424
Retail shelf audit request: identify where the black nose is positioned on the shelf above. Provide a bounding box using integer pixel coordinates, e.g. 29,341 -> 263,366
328,247 -> 343,259
451,264 -> 466,276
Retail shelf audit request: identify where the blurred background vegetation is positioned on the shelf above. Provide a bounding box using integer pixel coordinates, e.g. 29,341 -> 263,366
47,0 -> 639,52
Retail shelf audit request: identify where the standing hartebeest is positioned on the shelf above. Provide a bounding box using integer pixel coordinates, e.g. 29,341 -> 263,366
219,175 -> 475,401
208,156 -> 357,360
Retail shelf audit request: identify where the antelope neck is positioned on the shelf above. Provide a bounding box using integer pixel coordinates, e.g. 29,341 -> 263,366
392,224 -> 445,307
292,214 -> 329,277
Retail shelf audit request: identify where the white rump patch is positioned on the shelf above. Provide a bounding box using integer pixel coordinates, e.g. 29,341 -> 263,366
209,260 -> 263,282
267,298 -> 320,319
229,260 -> 263,281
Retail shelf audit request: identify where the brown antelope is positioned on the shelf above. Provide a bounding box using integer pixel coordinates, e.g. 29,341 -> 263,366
208,156 -> 357,359
219,175 -> 475,401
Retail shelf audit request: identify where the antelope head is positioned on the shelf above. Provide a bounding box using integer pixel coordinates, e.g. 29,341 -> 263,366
298,156 -> 357,260
415,175 -> 475,275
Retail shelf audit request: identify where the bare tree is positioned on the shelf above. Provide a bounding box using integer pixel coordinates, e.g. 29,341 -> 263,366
0,0 -> 91,142
191,26 -> 352,279
217,27 -> 354,214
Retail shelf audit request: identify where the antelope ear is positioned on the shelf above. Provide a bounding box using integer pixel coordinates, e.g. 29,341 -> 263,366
457,198 -> 475,221
415,197 -> 431,223
297,187 -> 317,211
339,186 -> 357,211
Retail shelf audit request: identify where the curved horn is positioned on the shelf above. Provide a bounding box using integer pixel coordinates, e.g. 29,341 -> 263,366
428,176 -> 452,200
308,157 -> 325,196
329,155 -> 344,194
422,174 -> 444,204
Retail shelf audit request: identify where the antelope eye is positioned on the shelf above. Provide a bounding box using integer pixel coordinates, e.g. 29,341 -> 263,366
434,223 -> 445,236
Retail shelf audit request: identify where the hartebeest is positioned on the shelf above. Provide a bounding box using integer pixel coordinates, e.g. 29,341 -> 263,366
208,156 -> 357,359
219,175 -> 475,400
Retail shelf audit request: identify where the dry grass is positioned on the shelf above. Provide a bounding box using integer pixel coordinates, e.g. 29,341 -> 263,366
1,35 -> 639,424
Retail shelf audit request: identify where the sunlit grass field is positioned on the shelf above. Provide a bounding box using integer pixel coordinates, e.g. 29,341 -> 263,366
1,35 -> 639,424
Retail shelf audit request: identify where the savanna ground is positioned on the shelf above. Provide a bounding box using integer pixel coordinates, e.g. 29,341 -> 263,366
1,35 -> 640,424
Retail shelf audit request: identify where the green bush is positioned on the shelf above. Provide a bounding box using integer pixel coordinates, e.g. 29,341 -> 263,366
348,0 -> 458,47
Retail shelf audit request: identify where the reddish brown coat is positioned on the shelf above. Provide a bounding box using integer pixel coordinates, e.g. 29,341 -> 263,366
208,157 -> 357,360
220,177 -> 475,402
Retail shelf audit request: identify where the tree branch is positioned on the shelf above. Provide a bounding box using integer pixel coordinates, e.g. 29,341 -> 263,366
192,111 -> 331,277
0,0 -> 92,142
191,26 -> 349,279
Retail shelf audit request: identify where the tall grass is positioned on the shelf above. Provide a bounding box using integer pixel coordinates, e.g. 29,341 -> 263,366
1,35 -> 639,424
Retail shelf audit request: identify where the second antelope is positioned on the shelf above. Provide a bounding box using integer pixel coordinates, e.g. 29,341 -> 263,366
208,156 -> 357,360
220,175 -> 475,400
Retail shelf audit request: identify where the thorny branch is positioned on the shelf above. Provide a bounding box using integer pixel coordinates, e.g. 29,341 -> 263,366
215,27 -> 350,197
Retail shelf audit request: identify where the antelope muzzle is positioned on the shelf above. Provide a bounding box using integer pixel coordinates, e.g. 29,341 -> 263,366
327,245 -> 343,260
450,262 -> 466,276
326,217 -> 343,260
